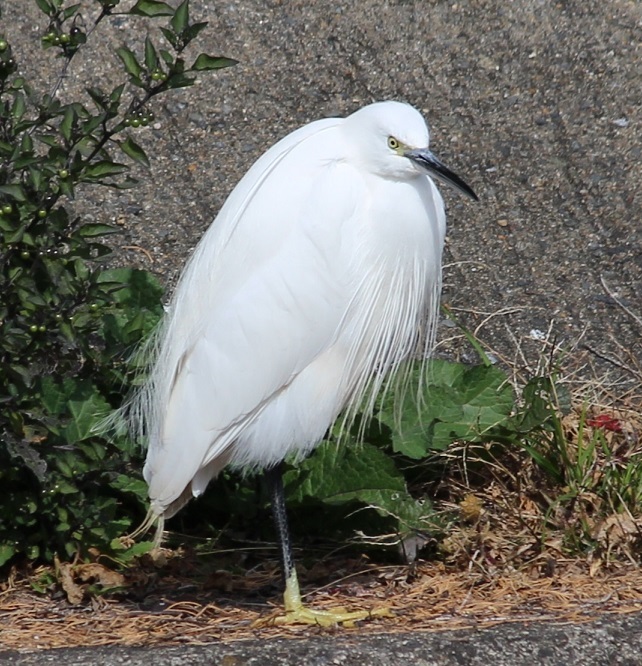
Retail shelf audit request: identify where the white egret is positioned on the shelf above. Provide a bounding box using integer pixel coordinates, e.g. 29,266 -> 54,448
130,101 -> 477,625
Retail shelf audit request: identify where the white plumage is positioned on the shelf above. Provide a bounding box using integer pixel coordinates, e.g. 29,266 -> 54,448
130,100 -> 476,537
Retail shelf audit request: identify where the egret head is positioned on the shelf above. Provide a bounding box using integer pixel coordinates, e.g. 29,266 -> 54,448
343,101 -> 478,200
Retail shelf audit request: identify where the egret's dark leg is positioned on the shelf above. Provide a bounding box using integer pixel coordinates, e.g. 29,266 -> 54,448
264,464 -> 300,604
257,464 -> 391,627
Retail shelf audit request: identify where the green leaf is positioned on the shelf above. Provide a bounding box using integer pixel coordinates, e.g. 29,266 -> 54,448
129,0 -> 174,17
144,36 -> 158,72
182,21 -> 208,43
0,184 -> 27,202
62,3 -> 81,20
171,0 -> 190,35
165,73 -> 196,89
285,441 -> 432,535
0,544 -> 15,567
34,0 -> 53,16
11,93 -> 26,121
116,47 -> 143,79
60,105 -> 75,142
378,360 -> 514,456
76,223 -> 120,238
159,29 -> 179,51
82,160 -> 129,179
119,136 -> 150,168
86,87 -> 107,110
63,383 -> 112,443
191,54 -> 238,71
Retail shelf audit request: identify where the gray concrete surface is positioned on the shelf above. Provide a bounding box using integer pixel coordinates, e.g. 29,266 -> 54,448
2,613 -> 642,665
5,0 -> 640,378
1,0 -> 641,662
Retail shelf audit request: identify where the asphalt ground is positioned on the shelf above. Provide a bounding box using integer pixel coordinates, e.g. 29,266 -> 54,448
1,0 -> 641,662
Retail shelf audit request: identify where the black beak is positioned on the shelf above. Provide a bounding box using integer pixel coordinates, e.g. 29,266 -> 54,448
405,148 -> 478,201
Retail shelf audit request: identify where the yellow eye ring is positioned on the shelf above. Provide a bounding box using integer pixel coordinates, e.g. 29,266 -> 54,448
387,136 -> 400,150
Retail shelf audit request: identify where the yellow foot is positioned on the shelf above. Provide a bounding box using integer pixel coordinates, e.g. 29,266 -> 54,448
254,603 -> 393,628
252,568 -> 393,628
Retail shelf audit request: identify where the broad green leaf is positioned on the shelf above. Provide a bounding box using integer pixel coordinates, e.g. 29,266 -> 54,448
129,0 -> 174,17
0,544 -> 15,567
98,268 -> 164,312
379,360 -> 514,456
192,54 -> 238,71
119,136 -> 150,167
64,383 -> 111,443
285,441 -> 432,534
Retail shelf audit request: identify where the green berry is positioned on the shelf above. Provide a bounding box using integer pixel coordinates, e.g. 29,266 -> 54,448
0,40 -> 8,52
60,34 -> 70,44
58,169 -> 69,179
53,36 -> 61,45
29,324 -> 38,333
2,204 -> 12,214
38,325 -> 46,333
54,313 -> 63,321
38,209 -> 47,219
20,250 -> 29,259
90,303 -> 99,311
130,118 -> 141,128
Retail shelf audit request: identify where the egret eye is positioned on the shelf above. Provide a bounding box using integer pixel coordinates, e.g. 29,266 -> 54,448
387,136 -> 400,151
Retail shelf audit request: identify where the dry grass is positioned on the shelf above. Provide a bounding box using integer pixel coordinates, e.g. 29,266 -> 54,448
2,553 -> 642,651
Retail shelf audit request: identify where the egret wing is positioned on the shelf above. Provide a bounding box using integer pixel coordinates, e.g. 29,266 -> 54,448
140,118 -> 365,511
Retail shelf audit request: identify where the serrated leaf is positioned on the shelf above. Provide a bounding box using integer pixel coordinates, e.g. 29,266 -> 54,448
171,0 -> 190,35
129,0 -> 174,17
191,54 -> 238,71
286,441 -> 405,504
378,360 -> 514,456
119,136 -> 150,167
285,441 -> 432,534
64,383 -> 112,443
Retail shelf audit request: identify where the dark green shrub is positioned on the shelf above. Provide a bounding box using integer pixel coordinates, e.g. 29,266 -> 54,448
0,0 -> 236,566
